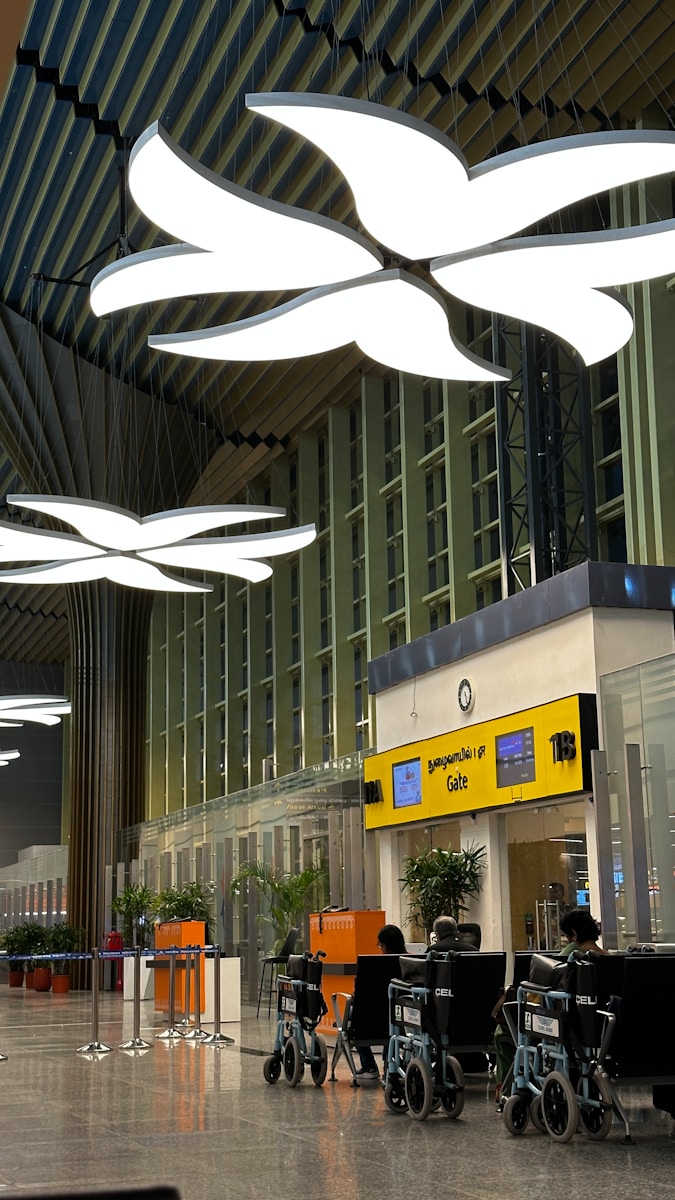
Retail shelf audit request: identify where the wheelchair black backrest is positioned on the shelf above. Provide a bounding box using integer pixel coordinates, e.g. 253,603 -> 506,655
286,954 -> 308,980
350,954 -> 402,1042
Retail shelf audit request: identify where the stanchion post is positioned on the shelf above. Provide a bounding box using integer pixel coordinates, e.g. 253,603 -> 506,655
183,947 -> 207,1040
203,946 -> 234,1046
120,948 -> 152,1050
156,947 -> 184,1039
77,948 -> 112,1054
178,945 -> 193,1028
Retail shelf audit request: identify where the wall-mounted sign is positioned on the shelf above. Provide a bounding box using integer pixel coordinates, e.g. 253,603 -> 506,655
392,758 -> 423,808
363,694 -> 597,830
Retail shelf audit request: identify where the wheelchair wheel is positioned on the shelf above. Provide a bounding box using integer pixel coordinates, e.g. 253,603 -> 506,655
439,1055 -> 465,1119
263,1054 -> 282,1084
529,1097 -> 546,1133
503,1094 -> 529,1134
384,1078 -> 408,1113
310,1034 -> 328,1087
577,1072 -> 613,1140
283,1035 -> 304,1087
405,1057 -> 433,1121
541,1071 -> 577,1142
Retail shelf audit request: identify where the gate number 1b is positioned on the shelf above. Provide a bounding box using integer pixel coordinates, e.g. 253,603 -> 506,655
549,730 -> 576,762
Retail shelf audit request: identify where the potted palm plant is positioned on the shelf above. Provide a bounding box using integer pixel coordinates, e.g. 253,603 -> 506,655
111,883 -> 156,949
400,842 -> 487,939
229,860 -> 327,950
48,923 -> 86,993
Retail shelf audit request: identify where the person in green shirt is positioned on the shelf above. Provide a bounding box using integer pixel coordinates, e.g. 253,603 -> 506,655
559,908 -> 608,956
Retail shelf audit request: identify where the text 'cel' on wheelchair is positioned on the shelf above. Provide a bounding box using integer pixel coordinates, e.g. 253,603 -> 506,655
263,950 -> 329,1088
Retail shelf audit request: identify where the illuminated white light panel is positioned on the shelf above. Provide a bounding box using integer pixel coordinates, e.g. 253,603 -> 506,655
0,496 -> 316,592
149,270 -> 509,383
0,695 -> 71,729
90,93 -> 675,376
90,121 -> 382,315
0,749 -> 20,766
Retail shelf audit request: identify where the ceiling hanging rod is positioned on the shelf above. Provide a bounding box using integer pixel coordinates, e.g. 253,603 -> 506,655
31,149 -> 136,290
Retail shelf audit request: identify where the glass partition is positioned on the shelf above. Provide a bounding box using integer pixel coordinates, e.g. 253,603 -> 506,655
505,801 -> 589,952
600,653 -> 675,945
116,753 -> 376,995
0,846 -> 69,929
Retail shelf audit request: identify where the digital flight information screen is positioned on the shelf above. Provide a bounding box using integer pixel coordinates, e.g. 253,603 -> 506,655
495,726 -> 536,788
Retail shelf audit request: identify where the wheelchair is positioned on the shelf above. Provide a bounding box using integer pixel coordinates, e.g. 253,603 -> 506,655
501,953 -> 613,1143
384,953 -> 465,1121
263,949 -> 329,1087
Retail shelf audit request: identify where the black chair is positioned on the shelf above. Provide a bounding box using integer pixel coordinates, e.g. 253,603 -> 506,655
457,922 -> 482,949
447,951 -> 506,1072
256,927 -> 299,1017
329,953 -> 402,1086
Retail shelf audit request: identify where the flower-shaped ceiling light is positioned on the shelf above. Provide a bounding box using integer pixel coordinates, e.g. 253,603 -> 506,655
0,496 -> 316,592
89,94 -> 675,379
0,695 -> 71,728
0,749 -> 20,767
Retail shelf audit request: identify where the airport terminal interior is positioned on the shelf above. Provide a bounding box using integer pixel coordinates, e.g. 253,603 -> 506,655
0,989 -> 673,1200
2,0 -> 675,1195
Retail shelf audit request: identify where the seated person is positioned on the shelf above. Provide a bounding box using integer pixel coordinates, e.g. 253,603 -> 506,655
559,908 -> 608,956
355,923 -> 406,1077
428,914 -> 479,953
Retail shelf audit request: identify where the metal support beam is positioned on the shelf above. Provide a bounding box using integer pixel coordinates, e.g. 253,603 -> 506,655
591,750 -> 619,950
624,743 -> 653,943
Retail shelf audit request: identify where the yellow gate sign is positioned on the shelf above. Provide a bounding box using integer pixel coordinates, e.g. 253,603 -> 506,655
363,694 -> 596,829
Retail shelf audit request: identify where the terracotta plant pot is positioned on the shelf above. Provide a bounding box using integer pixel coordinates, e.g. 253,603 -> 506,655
51,973 -> 70,994
24,971 -> 35,989
8,970 -> 24,988
33,966 -> 52,992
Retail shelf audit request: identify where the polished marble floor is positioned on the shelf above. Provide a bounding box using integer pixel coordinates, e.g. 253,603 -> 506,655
0,983 -> 672,1200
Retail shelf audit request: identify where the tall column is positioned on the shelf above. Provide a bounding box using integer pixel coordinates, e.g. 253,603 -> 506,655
67,580 -> 154,982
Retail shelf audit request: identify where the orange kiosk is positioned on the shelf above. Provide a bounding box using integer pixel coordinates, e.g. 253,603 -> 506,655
154,920 -> 206,1014
309,910 -> 385,1034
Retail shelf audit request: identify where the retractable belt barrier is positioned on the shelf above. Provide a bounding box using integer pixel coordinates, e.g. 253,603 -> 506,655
0,944 -> 234,1057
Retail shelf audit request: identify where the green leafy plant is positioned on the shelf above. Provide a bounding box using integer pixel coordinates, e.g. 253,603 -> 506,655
1,925 -> 31,971
153,880 -> 214,940
22,922 -> 48,970
47,923 -> 86,975
0,922 -> 48,972
111,883 -> 157,949
230,861 -> 327,948
401,842 -> 487,936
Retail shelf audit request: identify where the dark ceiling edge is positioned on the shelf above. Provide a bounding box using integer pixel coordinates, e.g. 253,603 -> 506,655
273,0 -> 611,141
17,3 -> 611,174
15,45 -> 126,148
367,561 -> 675,694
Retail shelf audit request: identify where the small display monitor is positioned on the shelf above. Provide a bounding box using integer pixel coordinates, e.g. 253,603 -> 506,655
495,726 -> 536,788
392,757 -> 422,809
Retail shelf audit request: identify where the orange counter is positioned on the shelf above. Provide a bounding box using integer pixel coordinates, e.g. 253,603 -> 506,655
154,919 -> 206,1014
309,910 -> 385,1034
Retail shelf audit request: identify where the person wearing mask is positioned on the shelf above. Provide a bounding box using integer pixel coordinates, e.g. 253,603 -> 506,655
355,923 -> 406,1077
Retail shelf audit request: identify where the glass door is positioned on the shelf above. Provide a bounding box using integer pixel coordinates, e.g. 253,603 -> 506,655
505,801 -> 589,952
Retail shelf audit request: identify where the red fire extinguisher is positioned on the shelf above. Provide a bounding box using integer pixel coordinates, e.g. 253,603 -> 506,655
104,930 -> 124,991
